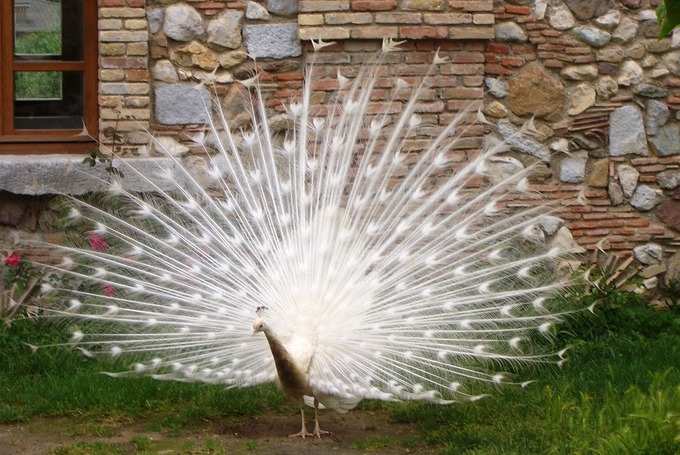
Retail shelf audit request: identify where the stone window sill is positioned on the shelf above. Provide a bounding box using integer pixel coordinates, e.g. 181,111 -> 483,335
0,155 -> 179,196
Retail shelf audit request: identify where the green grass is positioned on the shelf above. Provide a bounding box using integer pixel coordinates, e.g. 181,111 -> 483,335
1,291 -> 680,454
0,321 -> 285,429
385,294 -> 680,454
388,336 -> 680,454
51,438 -> 229,455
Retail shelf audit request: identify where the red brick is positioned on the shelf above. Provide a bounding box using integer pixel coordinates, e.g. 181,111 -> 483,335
126,69 -> 150,81
351,0 -> 396,11
486,42 -> 511,54
100,57 -> 147,69
399,25 -> 448,39
504,5 -> 532,15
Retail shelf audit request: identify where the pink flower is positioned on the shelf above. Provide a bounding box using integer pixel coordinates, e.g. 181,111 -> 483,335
102,283 -> 116,297
88,233 -> 109,252
4,252 -> 21,267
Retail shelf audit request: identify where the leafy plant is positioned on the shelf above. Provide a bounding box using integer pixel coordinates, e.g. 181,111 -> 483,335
83,147 -> 124,179
658,278 -> 680,312
657,0 -> 680,37
1,252 -> 42,326
82,103 -> 133,179
580,247 -> 641,298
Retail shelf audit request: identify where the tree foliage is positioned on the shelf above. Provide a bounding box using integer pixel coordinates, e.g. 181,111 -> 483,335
657,0 -> 680,37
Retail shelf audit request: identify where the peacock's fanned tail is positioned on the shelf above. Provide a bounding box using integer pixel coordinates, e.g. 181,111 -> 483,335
32,41 -> 582,404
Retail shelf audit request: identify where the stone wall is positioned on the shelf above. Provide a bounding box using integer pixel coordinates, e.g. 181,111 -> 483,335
97,0 -> 303,155
1,0 -> 680,282
481,0 -> 680,277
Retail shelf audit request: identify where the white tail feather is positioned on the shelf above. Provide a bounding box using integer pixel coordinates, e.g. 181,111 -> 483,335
31,50 -> 579,406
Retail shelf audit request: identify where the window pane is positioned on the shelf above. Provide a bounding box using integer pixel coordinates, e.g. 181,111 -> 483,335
14,71 -> 83,130
15,71 -> 63,100
14,0 -> 83,60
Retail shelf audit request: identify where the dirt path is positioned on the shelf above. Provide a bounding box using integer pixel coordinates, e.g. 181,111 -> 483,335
0,410 -> 434,454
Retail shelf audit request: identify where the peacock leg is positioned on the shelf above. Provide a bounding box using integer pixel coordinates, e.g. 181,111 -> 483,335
288,407 -> 313,438
312,397 -> 331,438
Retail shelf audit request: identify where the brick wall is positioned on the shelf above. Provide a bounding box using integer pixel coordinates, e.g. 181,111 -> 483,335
98,0 -> 152,154
297,0 -> 494,40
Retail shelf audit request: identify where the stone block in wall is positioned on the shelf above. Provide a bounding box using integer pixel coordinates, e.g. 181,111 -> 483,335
171,41 -> 220,71
507,62 -> 565,118
663,51 -> 680,75
247,2 -> 271,20
609,105 -> 649,156
152,60 -> 179,83
154,83 -> 211,125
266,0 -> 298,16
207,10 -> 243,49
244,23 -> 302,58
573,25 -> 611,48
547,3 -> 575,31
657,170 -> 680,190
562,0 -> 612,21
494,21 -> 527,42
560,154 -> 587,183
496,120 -> 551,162
163,3 -> 205,42
630,185 -> 662,211
649,124 -> 680,157
147,7 -> 164,34
587,159 -> 610,188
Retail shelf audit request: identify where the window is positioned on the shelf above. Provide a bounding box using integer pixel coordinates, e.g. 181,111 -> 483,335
0,0 -> 97,153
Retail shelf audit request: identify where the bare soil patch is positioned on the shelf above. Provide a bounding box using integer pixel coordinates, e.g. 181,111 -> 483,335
0,410 -> 432,454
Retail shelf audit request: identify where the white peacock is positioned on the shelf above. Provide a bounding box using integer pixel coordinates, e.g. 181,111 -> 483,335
31,39 -> 584,438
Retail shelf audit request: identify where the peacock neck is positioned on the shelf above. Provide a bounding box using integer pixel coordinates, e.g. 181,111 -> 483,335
262,327 -> 310,398
262,327 -> 289,363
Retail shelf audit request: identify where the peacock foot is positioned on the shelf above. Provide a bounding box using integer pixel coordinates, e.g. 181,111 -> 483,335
288,430 -> 314,439
313,424 -> 331,438
313,429 -> 331,439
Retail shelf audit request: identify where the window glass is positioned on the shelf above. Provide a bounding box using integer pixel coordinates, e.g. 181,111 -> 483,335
13,0 -> 83,60
14,71 -> 83,130
15,71 -> 63,100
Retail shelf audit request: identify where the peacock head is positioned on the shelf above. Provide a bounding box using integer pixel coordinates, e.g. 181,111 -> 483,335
252,306 -> 269,335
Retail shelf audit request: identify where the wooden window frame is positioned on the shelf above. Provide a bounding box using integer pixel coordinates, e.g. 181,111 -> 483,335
0,0 -> 98,154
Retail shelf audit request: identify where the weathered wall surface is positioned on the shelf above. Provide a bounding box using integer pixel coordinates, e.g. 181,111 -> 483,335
483,0 -> 680,280
1,0 -> 679,282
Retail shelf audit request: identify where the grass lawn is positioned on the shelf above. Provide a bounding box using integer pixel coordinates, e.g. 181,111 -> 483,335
1,292 -> 679,454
